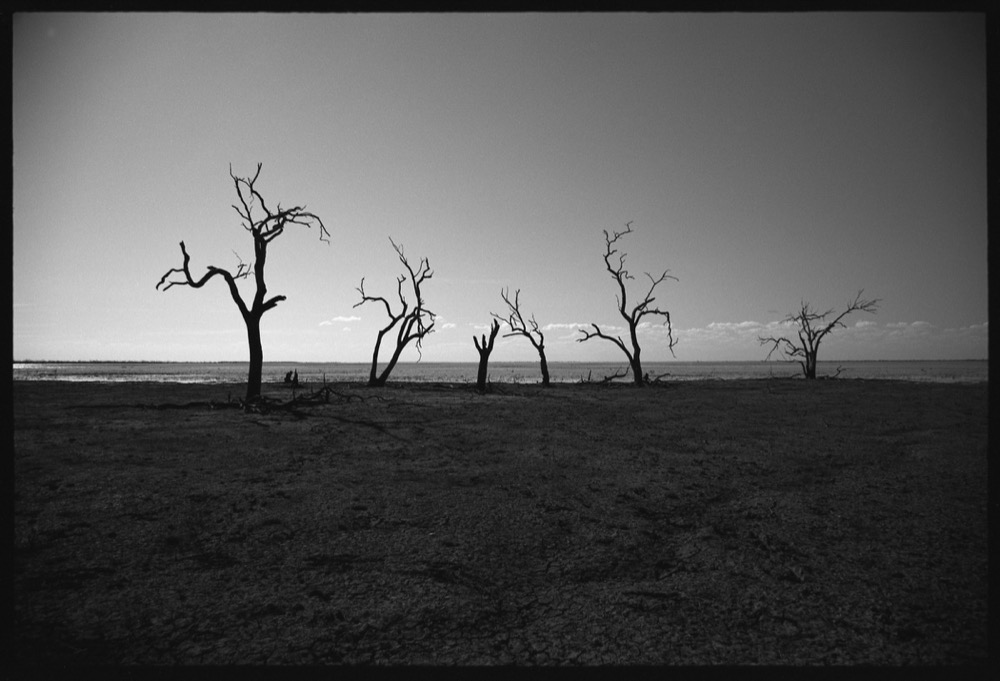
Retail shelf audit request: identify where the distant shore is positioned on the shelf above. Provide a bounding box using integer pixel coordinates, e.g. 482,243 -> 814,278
11,358 -> 989,384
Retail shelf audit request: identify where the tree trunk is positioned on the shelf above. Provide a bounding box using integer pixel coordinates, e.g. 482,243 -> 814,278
630,348 -> 645,386
476,357 -> 489,392
631,363 -> 645,386
371,340 -> 406,387
629,328 -> 645,387
474,321 -> 500,393
804,352 -> 817,379
367,331 -> 386,386
245,315 -> 264,401
538,350 -> 550,386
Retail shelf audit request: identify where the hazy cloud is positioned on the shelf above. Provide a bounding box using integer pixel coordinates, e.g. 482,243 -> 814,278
884,321 -> 933,330
706,321 -> 762,331
676,320 -> 776,342
941,322 -> 989,339
542,323 -> 591,331
320,315 -> 361,326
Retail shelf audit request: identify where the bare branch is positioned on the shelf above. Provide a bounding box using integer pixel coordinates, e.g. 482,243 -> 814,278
230,163 -> 256,230
157,164 -> 328,402
354,276 -> 399,321
600,366 -> 630,383
474,319 -> 502,392
356,238 -> 436,386
491,287 -> 550,385
580,223 -> 677,384
260,295 -> 287,313
474,319 -> 501,355
493,288 -> 545,347
757,335 -> 801,361
156,241 -> 250,315
760,290 -> 880,379
577,324 -> 632,361
229,163 -> 330,245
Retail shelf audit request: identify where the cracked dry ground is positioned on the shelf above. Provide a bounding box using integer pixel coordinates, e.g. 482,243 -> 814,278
13,379 -> 989,666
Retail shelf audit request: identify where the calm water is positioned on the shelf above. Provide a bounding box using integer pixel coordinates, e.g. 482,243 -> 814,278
11,360 -> 989,384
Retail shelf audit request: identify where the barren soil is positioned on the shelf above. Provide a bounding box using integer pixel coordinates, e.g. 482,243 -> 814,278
13,379 -> 989,666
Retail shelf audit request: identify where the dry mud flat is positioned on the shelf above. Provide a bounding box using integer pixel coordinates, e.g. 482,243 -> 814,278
13,379 -> 989,666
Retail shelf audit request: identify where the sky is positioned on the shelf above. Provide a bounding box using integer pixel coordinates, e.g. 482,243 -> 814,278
12,12 -> 988,364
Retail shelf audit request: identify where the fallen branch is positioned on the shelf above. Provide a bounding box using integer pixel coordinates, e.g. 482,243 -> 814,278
239,386 -> 370,413
601,367 -> 630,383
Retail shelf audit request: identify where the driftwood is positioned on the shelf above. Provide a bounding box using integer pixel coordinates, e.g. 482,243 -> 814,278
241,385 -> 375,413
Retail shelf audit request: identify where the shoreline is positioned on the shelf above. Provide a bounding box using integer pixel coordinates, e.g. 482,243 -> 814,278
13,359 -> 989,386
11,375 -> 991,387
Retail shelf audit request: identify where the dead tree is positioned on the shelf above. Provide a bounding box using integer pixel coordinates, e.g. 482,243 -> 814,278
156,164 -> 328,403
354,238 -> 435,387
474,319 -> 501,393
577,222 -> 677,386
492,287 -> 550,386
758,290 -> 880,379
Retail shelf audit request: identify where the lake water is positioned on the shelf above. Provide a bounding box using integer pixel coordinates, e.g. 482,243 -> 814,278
11,360 -> 989,384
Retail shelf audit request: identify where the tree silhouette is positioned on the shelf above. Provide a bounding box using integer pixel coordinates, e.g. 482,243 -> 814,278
492,287 -> 550,386
578,222 -> 677,386
758,290 -> 880,379
474,319 -> 501,393
156,164 -> 328,403
354,238 -> 435,387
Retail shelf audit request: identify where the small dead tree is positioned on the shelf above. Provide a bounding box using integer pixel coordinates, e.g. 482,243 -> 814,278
758,290 -> 880,379
354,238 -> 435,387
156,164 -> 328,403
492,287 -> 550,386
577,222 -> 677,386
474,319 -> 501,393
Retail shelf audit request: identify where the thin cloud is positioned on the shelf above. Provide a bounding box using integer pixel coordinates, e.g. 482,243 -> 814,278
706,321 -> 762,331
677,320 -> 770,340
941,322 -> 989,338
885,321 -> 933,329
320,315 -> 362,326
542,323 -> 591,331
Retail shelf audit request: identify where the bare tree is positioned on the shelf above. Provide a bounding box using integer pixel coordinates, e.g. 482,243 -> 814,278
492,287 -> 550,386
474,319 -> 501,393
577,222 -> 677,386
157,164 -> 328,403
758,290 -> 880,379
354,238 -> 435,387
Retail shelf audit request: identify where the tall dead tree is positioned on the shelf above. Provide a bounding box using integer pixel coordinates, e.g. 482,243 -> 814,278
474,319 -> 501,393
758,290 -> 880,379
354,238 -> 435,387
156,164 -> 328,403
492,287 -> 550,386
578,222 -> 677,386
